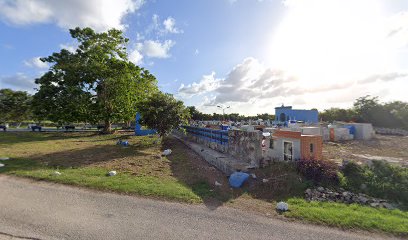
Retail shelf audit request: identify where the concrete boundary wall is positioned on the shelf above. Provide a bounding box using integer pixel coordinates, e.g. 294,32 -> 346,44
227,130 -> 263,167
175,129 -> 264,169
375,127 -> 408,136
172,133 -> 249,175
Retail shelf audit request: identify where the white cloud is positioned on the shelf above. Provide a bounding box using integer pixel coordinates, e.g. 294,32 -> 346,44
358,72 -> 408,84
0,73 -> 37,92
386,11 -> 408,48
129,48 -> 143,64
0,0 -> 144,31
179,57 -> 408,114
145,14 -> 183,35
23,57 -> 48,69
178,72 -> 221,97
163,17 -> 182,34
138,40 -> 175,58
194,49 -> 199,55
59,43 -> 77,53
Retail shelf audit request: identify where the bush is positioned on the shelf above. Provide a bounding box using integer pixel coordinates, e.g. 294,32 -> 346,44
297,159 -> 339,185
342,160 -> 408,207
341,161 -> 367,188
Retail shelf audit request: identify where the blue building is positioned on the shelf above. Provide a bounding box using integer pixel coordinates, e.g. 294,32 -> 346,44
274,105 -> 318,124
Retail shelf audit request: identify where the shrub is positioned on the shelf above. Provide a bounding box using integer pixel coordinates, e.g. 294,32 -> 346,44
297,159 -> 339,185
341,161 -> 367,189
342,160 -> 408,208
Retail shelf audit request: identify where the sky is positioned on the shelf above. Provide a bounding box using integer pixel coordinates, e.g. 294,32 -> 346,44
0,0 -> 408,115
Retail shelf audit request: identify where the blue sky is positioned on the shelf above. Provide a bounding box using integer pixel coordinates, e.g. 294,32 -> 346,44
1,0 -> 408,115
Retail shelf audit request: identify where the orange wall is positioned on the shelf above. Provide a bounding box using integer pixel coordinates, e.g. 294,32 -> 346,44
273,130 -> 323,160
300,136 -> 323,160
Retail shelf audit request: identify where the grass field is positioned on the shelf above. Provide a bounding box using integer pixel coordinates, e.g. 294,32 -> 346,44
0,132 -> 211,203
0,132 -> 407,236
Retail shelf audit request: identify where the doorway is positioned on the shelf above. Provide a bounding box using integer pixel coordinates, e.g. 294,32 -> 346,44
283,141 -> 293,161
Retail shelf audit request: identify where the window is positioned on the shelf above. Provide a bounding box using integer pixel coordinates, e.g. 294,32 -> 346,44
310,143 -> 314,153
269,139 -> 274,149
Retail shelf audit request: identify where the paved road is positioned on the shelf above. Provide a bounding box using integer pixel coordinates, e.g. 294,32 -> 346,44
0,176 -> 395,240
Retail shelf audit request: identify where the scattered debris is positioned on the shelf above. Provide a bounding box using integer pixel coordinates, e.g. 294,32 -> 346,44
52,171 -> 62,176
251,173 -> 257,179
116,139 -> 129,147
305,187 -> 395,209
108,171 -> 117,176
0,163 -> 5,168
215,181 -> 222,187
261,174 -> 288,183
229,172 -> 249,188
162,149 -> 172,156
276,201 -> 289,211
352,154 -> 403,164
0,157 -> 10,161
248,161 -> 257,169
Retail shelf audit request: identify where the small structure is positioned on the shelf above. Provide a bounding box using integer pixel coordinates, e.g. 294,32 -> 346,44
322,122 -> 375,141
266,130 -> 323,161
274,105 -> 318,125
345,123 -> 374,140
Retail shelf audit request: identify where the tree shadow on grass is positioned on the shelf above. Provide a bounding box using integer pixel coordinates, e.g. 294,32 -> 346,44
163,136 -> 310,211
0,142 -> 153,177
26,144 -> 152,168
0,132 -> 100,146
162,136 -> 237,210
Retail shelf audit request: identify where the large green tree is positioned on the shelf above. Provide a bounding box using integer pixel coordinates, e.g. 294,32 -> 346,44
0,89 -> 32,123
33,27 -> 157,132
138,92 -> 190,137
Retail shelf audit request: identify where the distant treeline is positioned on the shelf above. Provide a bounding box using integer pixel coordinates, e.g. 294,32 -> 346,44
187,106 -> 275,122
319,96 -> 408,130
1,89 -> 407,130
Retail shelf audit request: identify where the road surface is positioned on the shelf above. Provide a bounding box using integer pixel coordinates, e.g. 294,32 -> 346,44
0,176 -> 395,240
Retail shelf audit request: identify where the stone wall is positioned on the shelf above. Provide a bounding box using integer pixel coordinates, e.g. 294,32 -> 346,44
375,127 -> 408,136
227,130 -> 263,167
305,187 -> 394,209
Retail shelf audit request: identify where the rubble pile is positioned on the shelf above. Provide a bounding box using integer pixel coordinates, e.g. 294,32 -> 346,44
305,187 -> 395,210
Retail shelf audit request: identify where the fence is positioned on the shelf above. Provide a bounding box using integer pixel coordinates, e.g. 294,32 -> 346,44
182,126 -> 229,145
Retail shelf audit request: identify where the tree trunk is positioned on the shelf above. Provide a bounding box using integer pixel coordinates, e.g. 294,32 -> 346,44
103,119 -> 112,134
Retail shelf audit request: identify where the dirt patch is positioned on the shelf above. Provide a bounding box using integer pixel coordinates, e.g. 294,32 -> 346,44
323,135 -> 408,167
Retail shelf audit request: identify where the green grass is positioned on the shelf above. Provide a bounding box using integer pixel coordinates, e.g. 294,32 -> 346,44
285,198 -> 408,236
0,132 -> 208,203
0,158 -> 202,203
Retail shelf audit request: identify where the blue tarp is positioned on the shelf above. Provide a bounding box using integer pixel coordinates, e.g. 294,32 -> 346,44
229,172 -> 250,188
345,125 -> 356,135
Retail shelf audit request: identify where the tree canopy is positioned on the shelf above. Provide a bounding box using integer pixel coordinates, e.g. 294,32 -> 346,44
138,92 -> 190,136
320,95 -> 408,130
0,89 -> 32,123
33,27 -> 158,132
